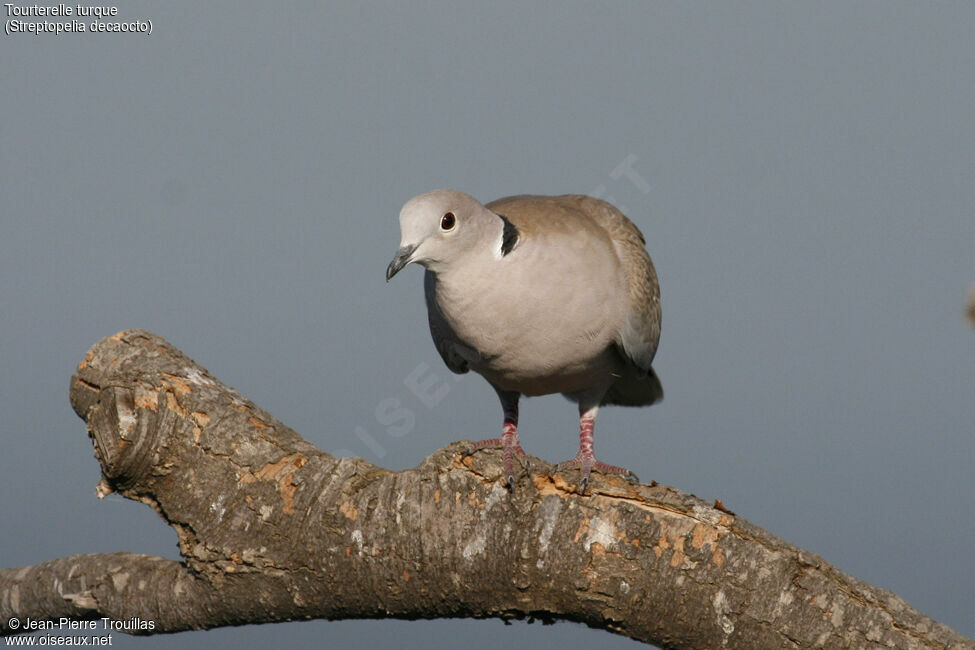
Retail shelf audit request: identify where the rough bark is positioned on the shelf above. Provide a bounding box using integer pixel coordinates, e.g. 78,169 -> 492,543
0,330 -> 970,649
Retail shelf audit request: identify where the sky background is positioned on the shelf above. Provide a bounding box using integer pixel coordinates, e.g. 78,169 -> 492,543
2,2 -> 973,648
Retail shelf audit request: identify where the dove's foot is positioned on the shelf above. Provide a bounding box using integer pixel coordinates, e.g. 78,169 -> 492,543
556,401 -> 639,493
464,426 -> 529,490
555,455 -> 639,493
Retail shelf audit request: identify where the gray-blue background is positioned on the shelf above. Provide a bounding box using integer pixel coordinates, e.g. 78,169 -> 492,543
3,2 -> 973,647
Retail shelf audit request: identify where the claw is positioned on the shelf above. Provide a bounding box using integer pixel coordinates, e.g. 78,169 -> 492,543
464,434 -> 528,490
556,456 -> 637,492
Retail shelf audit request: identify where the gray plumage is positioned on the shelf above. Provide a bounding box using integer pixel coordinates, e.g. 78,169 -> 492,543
386,190 -> 662,490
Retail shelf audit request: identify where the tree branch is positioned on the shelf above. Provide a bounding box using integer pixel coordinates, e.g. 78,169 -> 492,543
1,330 -> 970,648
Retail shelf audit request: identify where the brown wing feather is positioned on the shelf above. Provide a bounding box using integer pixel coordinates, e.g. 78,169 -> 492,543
569,196 -> 663,406
496,195 -> 661,372
574,195 -> 661,374
484,194 -> 663,405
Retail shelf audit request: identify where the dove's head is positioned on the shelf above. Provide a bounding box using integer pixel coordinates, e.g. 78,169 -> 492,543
386,190 -> 500,281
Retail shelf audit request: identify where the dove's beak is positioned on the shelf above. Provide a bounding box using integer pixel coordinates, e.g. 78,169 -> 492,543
386,244 -> 418,282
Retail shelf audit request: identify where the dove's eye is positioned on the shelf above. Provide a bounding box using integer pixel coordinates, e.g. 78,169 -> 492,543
440,212 -> 456,231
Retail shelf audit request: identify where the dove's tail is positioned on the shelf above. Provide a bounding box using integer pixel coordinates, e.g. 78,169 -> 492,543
602,368 -> 663,407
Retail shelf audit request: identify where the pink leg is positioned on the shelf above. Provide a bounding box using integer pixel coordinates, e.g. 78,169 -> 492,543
557,402 -> 638,491
465,390 -> 528,489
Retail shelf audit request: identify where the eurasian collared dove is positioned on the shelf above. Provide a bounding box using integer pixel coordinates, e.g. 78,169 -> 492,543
386,190 -> 662,491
